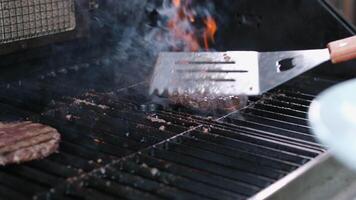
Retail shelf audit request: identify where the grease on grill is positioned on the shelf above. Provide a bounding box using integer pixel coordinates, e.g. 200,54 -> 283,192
73,98 -> 110,110
146,115 -> 167,123
139,103 -> 163,112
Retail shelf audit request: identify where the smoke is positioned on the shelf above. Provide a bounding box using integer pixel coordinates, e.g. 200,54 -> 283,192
87,0 -> 216,87
97,0 -> 217,56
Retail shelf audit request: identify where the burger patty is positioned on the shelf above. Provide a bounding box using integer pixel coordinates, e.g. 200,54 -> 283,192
168,94 -> 248,112
0,121 -> 61,165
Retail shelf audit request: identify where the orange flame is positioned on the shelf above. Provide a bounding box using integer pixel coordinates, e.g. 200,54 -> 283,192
203,16 -> 217,50
172,0 -> 181,7
167,17 -> 200,51
167,0 -> 217,51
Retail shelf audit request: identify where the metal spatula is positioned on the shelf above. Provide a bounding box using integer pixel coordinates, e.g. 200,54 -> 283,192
149,35 -> 356,96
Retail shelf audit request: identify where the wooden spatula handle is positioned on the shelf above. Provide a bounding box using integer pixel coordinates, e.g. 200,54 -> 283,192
328,35 -> 356,64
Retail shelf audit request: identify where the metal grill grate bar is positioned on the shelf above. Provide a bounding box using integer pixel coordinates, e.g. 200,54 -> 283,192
190,130 -> 308,164
237,112 -> 311,134
244,108 -> 309,126
0,184 -> 27,200
27,159 -> 78,178
152,148 -> 273,188
261,99 -> 309,112
179,135 -> 298,171
0,170 -> 46,195
102,167 -> 208,200
213,120 -> 322,151
166,141 -> 284,179
86,177 -> 163,200
119,159 -> 216,200
3,166 -> 62,188
207,127 -> 321,158
138,154 -> 258,196
253,104 -> 307,118
223,116 -> 318,144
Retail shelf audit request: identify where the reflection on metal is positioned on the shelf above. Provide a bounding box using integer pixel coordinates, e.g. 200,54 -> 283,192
250,153 -> 356,200
328,0 -> 355,24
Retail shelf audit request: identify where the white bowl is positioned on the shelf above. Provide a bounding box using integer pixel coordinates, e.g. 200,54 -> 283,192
309,78 -> 356,171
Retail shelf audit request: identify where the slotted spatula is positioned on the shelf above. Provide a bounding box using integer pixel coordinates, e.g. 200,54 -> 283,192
149,35 -> 356,96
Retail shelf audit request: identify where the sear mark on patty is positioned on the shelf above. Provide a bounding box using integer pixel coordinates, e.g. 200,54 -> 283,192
0,121 -> 61,166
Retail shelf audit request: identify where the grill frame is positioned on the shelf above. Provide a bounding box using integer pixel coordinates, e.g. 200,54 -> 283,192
250,153 -> 330,200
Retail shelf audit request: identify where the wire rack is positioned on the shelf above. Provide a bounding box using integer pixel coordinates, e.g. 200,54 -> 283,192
0,0 -> 76,44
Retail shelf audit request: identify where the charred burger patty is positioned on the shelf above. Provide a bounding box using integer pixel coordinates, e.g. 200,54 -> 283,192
168,94 -> 248,112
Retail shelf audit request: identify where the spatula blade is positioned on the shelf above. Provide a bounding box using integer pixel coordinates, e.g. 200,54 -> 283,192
149,51 -> 260,96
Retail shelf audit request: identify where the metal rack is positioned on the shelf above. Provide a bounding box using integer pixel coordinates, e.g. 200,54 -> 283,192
0,60 -> 330,199
0,0 -> 76,44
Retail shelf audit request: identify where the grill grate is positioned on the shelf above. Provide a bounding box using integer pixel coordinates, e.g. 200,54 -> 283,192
0,0 -> 76,44
0,61 -> 334,199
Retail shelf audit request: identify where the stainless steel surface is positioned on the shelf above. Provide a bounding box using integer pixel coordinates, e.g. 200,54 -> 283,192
149,51 -> 259,96
250,153 -> 356,200
149,49 -> 330,96
0,0 -> 76,44
258,48 -> 330,94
